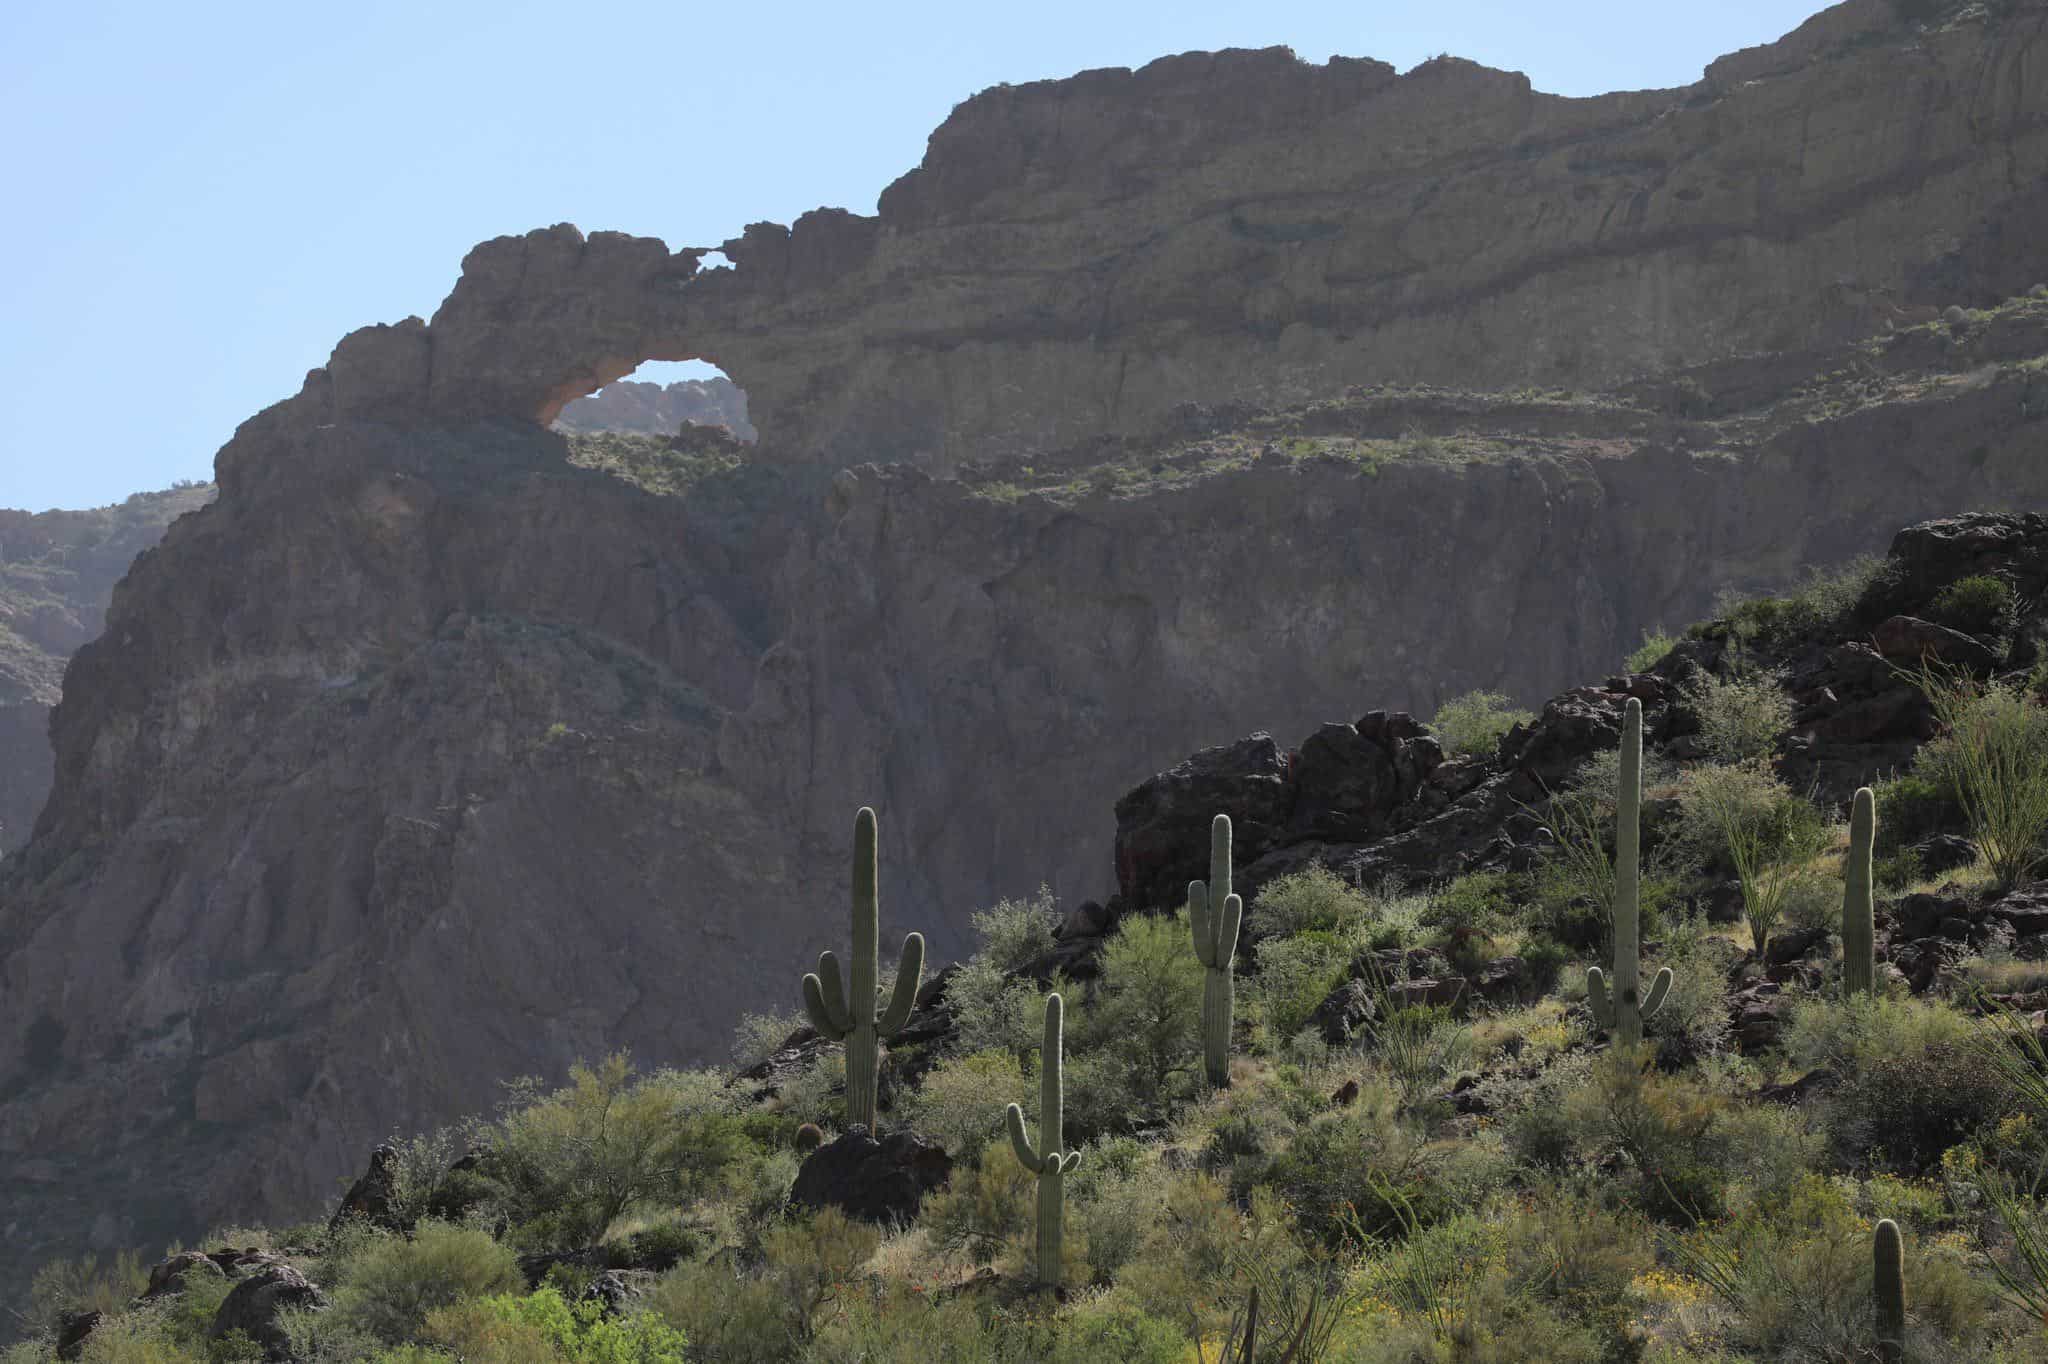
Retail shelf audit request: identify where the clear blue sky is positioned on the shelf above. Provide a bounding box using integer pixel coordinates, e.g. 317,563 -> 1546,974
2,0 -> 1827,512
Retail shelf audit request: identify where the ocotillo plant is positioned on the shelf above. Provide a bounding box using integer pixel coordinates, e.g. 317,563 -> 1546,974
1843,786 -> 1878,996
1875,1217 -> 1905,1363
800,806 -> 925,1132
1586,696 -> 1675,1050
1007,991 -> 1080,1288
1189,813 -> 1244,1089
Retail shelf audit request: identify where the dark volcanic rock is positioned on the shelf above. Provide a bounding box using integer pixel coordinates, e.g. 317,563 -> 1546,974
788,1125 -> 954,1226
209,1265 -> 326,1360
328,1143 -> 401,1234
1114,733 -> 1294,910
56,1310 -> 101,1361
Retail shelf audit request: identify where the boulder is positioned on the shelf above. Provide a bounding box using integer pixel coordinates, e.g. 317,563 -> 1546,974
328,1143 -> 401,1234
1871,616 -> 1998,671
788,1125 -> 953,1226
1113,733 -> 1294,911
208,1265 -> 326,1360
56,1311 -> 101,1362
142,1249 -> 227,1299
1286,721 -> 1399,841
1907,834 -> 1978,877
1310,978 -> 1375,1045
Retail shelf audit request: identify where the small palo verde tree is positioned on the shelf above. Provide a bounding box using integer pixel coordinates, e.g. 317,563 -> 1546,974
1189,813 -> 1244,1089
1586,696 -> 1675,1049
800,806 -> 926,1132
1006,991 -> 1079,1288
1842,786 -> 1878,996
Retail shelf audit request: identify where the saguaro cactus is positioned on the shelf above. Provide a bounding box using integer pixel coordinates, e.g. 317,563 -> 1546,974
1007,991 -> 1080,1287
1586,697 -> 1675,1050
1189,813 -> 1244,1089
1843,786 -> 1878,996
1874,1216 -> 1905,1363
800,806 -> 925,1132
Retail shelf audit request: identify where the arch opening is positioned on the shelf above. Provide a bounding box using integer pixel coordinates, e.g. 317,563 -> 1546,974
552,359 -> 756,443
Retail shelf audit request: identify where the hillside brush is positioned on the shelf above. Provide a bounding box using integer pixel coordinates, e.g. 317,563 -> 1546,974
1007,991 -> 1079,1287
1843,786 -> 1877,996
1586,696 -> 1675,1049
800,806 -> 926,1132
1189,812 -> 1243,1088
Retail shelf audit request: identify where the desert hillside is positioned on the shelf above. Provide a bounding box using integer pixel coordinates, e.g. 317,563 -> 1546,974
0,0 -> 2045,1322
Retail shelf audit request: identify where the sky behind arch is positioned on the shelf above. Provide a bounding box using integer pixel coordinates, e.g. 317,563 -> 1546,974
2,0 -> 1827,511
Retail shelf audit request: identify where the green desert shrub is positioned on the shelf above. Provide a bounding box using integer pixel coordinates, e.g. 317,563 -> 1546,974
1071,909 -> 1204,1125
485,1054 -> 745,1248
895,1049 -> 1028,1161
968,885 -> 1061,970
1916,669 -> 2048,890
1674,761 -> 1829,958
1626,629 -> 1677,673
1246,863 -> 1376,939
1429,690 -> 1534,758
1828,1036 -> 2012,1172
1931,574 -> 2016,638
28,1250 -> 150,1334
422,1285 -> 689,1363
1566,1051 -> 1740,1223
921,1157 -> 1037,1265
1681,668 -> 1793,763
323,1220 -> 524,1346
1247,930 -> 1352,1047
1871,770 -> 1968,857
643,1208 -> 877,1363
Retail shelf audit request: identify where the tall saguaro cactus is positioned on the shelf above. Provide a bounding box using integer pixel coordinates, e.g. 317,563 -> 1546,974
1007,992 -> 1080,1287
1189,813 -> 1244,1089
1874,1217 -> 1905,1363
1587,697 -> 1675,1050
1843,786 -> 1878,997
800,806 -> 925,1132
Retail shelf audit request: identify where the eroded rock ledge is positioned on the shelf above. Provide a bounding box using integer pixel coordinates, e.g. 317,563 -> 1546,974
235,0 -> 2047,483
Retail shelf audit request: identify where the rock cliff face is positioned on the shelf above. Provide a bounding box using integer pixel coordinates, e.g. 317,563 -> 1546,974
2,0 -> 2047,1307
258,0 -> 2047,470
0,486 -> 214,851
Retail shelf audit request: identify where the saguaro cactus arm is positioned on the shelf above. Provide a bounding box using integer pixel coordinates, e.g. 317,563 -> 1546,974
802,954 -> 853,1038
877,933 -> 926,1035
1006,1101 -> 1043,1171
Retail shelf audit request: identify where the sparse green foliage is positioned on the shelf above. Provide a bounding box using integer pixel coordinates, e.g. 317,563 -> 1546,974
1915,667 -> 2048,890
1681,667 -> 1793,763
1931,574 -> 2016,638
1676,760 -> 1829,959
1428,690 -> 1533,758
324,1221 -> 524,1346
1625,629 -> 1677,672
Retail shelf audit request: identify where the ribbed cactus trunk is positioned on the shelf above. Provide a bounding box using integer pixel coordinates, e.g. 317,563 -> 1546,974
1007,992 -> 1079,1288
1587,697 -> 1674,1050
1874,1217 -> 1905,1363
800,807 -> 926,1132
1189,814 -> 1243,1089
1843,787 -> 1877,997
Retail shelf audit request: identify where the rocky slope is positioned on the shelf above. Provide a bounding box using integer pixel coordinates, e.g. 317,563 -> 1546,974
0,485 -> 214,852
2,0 -> 2047,1307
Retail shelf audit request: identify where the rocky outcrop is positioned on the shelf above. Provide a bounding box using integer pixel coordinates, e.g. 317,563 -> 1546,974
788,1125 -> 954,1226
220,0 -> 2048,474
0,485 -> 213,850
4,0 -> 2048,1316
